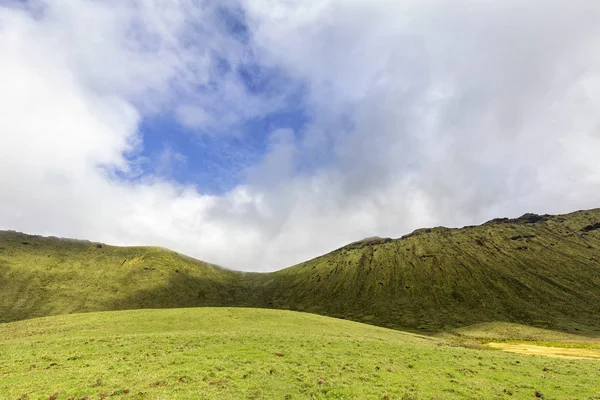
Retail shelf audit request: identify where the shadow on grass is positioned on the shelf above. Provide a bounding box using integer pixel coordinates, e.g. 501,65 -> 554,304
107,270 -> 268,312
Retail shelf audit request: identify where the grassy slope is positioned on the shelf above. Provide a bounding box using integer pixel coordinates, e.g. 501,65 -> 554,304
0,231 -> 259,322
1,208 -> 600,334
1,308 -> 599,400
451,322 -> 596,342
264,209 -> 600,332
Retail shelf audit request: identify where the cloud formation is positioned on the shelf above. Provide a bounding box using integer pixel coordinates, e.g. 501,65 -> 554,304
1,0 -> 600,271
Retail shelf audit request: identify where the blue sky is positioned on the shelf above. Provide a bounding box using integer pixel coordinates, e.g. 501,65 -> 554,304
138,99 -> 311,193
1,0 -> 600,271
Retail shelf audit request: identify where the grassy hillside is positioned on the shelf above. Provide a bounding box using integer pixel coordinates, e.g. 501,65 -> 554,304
1,308 -> 599,399
262,209 -> 600,332
0,231 -> 259,322
2,208 -> 600,333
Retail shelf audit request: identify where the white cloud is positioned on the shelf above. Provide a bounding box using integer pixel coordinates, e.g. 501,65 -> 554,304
175,105 -> 212,129
154,146 -> 187,179
1,0 -> 600,271
244,0 -> 600,223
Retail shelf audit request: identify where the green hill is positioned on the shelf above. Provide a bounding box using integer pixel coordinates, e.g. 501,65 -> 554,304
261,209 -> 600,332
1,308 -> 599,399
0,231 -> 257,322
1,208 -> 600,334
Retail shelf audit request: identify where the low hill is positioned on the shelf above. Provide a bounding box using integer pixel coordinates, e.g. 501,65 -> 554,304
1,308 -> 599,399
0,231 -> 257,322
1,208 -> 600,333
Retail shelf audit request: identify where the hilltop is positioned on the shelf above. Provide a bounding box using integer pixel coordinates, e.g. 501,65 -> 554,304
1,208 -> 600,334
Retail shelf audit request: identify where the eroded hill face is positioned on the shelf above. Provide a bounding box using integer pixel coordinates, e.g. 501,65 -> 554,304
263,208 -> 600,332
1,208 -> 600,333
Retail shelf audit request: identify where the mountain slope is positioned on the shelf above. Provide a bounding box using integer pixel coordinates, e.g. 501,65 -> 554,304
262,209 -> 600,332
0,231 -> 257,322
1,208 -> 600,333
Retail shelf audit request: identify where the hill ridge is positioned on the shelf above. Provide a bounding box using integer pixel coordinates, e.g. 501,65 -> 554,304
1,207 -> 600,334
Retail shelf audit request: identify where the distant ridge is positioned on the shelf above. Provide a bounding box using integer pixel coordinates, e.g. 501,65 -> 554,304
1,208 -> 600,334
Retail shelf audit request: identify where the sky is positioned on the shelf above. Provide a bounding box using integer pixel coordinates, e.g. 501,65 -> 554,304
1,0 -> 600,272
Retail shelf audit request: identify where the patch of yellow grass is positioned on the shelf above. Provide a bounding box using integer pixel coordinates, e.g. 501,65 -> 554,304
488,342 -> 600,360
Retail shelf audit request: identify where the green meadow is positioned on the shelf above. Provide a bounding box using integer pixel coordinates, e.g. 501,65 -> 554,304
1,308 -> 600,400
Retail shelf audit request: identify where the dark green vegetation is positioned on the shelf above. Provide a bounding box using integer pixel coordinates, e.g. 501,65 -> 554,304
265,209 -> 600,332
1,208 -> 600,334
2,308 -> 600,399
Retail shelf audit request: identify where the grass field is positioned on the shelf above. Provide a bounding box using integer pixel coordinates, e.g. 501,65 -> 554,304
1,308 -> 600,400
